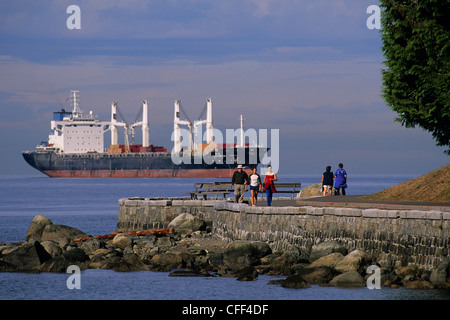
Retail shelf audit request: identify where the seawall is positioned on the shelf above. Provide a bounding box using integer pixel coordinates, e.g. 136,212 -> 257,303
117,197 -> 450,270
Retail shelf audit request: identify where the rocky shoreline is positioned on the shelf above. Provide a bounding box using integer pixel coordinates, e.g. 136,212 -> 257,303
1,214 -> 449,290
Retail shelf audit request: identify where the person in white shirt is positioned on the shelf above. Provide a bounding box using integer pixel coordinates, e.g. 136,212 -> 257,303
248,167 -> 262,206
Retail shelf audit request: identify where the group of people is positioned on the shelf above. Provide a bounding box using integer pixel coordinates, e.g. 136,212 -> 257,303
321,163 -> 348,196
231,164 -> 277,206
231,162 -> 348,204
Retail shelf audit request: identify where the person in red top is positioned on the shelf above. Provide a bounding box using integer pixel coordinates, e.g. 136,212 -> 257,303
263,165 -> 277,206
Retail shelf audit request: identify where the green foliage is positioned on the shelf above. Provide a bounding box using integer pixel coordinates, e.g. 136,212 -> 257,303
380,0 -> 450,154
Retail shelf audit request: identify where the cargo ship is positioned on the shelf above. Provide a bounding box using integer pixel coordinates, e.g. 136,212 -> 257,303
22,91 -> 267,178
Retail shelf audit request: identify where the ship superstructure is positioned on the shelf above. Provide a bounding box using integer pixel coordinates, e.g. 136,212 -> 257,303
41,91 -> 110,154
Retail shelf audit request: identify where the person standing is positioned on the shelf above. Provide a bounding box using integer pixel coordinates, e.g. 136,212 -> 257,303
321,166 -> 334,196
263,165 -> 277,206
334,163 -> 348,195
232,164 -> 248,203
248,167 -> 262,206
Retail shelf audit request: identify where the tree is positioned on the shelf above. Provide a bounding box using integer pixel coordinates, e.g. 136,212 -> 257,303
380,0 -> 450,154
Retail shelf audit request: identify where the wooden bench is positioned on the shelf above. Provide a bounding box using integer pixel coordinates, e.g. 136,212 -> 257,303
260,182 -> 302,199
186,182 -> 234,200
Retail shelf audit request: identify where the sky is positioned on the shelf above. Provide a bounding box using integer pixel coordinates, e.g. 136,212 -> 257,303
0,0 -> 448,176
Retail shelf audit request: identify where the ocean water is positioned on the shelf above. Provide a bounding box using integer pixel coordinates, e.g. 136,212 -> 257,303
0,173 -> 449,301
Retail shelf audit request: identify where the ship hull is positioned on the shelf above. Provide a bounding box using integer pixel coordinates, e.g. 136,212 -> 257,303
22,148 -> 265,178
41,168 -> 236,178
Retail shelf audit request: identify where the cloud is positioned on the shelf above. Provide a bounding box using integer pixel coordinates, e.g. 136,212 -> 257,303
1,0 -> 448,175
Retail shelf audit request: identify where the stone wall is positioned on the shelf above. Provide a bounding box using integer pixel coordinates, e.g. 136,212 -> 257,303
117,198 -> 450,270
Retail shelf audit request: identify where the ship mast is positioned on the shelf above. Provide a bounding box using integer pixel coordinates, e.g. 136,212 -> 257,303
173,100 -> 192,153
69,90 -> 81,118
240,114 -> 245,147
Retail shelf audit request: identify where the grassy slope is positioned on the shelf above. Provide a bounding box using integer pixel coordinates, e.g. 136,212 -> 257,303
362,164 -> 450,203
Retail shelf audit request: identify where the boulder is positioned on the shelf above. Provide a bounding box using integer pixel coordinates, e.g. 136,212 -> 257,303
168,213 -> 206,232
329,271 -> 365,287
429,258 -> 449,285
108,253 -> 149,272
0,260 -> 17,272
406,280 -> 434,290
112,234 -> 133,249
297,183 -> 322,198
208,252 -> 224,267
25,215 -> 53,242
310,252 -> 344,268
1,241 -> 52,271
41,224 -> 89,249
80,238 -> 105,255
40,247 -> 89,272
309,241 -> 347,262
257,255 -> 292,276
279,274 -> 310,289
334,250 -> 367,273
297,266 -> 341,285
40,240 -> 62,257
150,252 -> 184,271
282,246 -> 309,264
169,269 -> 211,277
234,266 -> 258,281
156,236 -> 174,248
0,243 -> 21,256
223,241 -> 271,270
133,239 -> 155,261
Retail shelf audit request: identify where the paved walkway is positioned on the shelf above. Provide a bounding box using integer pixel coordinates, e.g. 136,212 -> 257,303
252,195 -> 450,211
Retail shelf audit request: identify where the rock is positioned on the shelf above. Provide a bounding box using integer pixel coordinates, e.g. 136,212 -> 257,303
64,247 -> 90,263
41,224 -> 89,249
87,248 -> 111,269
0,260 -> 17,272
156,236 -> 174,248
297,266 -> 341,285
169,269 -> 211,277
310,252 -> 344,268
40,247 -> 89,272
133,239 -> 155,261
395,265 -> 418,278
80,238 -> 105,255
223,241 -> 271,270
406,280 -> 434,290
282,246 -> 309,264
150,252 -> 184,271
429,258 -> 449,285
40,240 -> 62,257
112,233 -> 133,249
25,215 -> 53,242
257,255 -> 292,276
260,252 -> 282,265
297,183 -> 322,198
279,274 -> 310,289
329,271 -> 365,287
334,250 -> 367,273
168,213 -> 206,232
109,253 -> 149,272
309,241 -> 347,262
0,243 -> 21,256
235,266 -> 258,281
208,252 -> 224,267
1,241 -> 52,271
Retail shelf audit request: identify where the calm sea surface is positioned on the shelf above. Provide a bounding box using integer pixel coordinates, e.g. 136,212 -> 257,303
0,174 -> 449,300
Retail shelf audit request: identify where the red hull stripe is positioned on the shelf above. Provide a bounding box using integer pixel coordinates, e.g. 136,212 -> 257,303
42,169 -> 240,178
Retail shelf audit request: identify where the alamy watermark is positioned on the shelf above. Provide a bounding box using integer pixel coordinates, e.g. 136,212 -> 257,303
67,5 -> 381,31
366,5 -> 381,30
66,265 -> 81,290
366,265 -> 381,289
66,5 -> 81,30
